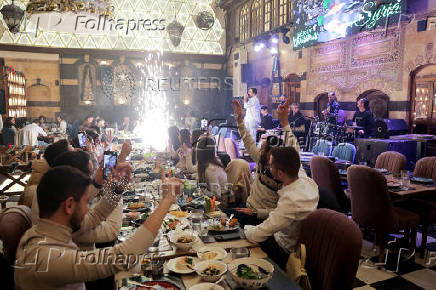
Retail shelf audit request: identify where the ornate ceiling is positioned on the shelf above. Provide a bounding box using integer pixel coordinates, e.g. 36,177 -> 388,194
0,0 -> 225,54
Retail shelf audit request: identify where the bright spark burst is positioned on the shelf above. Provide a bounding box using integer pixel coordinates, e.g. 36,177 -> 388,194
134,52 -> 169,151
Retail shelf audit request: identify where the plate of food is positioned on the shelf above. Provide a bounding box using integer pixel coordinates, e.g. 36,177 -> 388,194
167,256 -> 197,274
229,258 -> 274,288
169,210 -> 189,219
387,181 -> 401,188
168,230 -> 198,251
411,176 -> 434,184
162,218 -> 189,233
188,283 -> 224,290
206,211 -> 223,219
135,281 -> 180,290
207,218 -> 239,233
197,246 -> 227,260
126,202 -> 150,212
195,260 -> 227,282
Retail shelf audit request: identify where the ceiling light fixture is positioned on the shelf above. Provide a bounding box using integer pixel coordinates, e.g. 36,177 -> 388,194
0,0 -> 25,34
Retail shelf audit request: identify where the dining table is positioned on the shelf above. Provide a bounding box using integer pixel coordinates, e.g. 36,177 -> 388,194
114,148 -> 300,290
298,151 -> 436,200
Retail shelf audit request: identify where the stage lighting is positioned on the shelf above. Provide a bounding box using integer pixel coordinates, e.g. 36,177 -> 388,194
270,47 -> 278,55
254,42 -> 265,52
271,36 -> 279,44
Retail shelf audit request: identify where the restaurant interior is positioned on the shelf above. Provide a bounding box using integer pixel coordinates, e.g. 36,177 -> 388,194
1,0 -> 436,289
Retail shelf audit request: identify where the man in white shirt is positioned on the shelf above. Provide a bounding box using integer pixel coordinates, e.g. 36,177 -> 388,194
243,88 -> 261,141
244,146 -> 319,269
20,119 -> 47,146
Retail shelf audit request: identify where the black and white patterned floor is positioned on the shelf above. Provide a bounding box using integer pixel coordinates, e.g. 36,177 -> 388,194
353,232 -> 436,290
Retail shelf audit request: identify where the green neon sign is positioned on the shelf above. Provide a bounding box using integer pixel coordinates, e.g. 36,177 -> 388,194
293,27 -> 318,49
354,0 -> 403,30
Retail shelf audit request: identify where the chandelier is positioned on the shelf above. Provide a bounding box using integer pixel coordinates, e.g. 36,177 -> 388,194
0,0 -> 25,34
25,0 -> 113,16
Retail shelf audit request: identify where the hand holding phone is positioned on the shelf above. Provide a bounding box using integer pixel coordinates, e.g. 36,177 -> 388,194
103,151 -> 118,179
201,118 -> 208,130
77,131 -> 87,148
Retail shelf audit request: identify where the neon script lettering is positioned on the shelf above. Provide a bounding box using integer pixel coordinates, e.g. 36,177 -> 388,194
293,27 -> 318,49
355,0 -> 402,30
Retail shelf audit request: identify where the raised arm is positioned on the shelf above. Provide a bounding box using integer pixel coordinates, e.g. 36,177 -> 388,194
233,100 -> 261,163
278,98 -> 300,152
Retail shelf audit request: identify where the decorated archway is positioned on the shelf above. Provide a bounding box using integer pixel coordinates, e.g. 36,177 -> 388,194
409,63 -> 436,134
314,92 -> 328,119
283,74 -> 301,105
357,90 -> 390,119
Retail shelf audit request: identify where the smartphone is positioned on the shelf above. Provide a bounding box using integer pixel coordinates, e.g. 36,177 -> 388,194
77,131 -> 87,148
201,118 -> 208,130
103,151 -> 118,179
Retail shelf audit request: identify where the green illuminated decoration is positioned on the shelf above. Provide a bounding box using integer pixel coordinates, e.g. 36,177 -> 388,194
292,0 -> 406,50
354,0 -> 403,30
293,27 -> 318,50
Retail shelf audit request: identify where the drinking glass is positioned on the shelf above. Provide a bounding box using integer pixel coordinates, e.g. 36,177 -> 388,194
400,170 -> 410,190
200,222 -> 209,239
191,209 -> 204,223
231,247 -> 250,260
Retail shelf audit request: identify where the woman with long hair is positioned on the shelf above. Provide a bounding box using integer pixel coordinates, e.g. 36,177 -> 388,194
196,136 -> 228,199
168,126 -> 181,161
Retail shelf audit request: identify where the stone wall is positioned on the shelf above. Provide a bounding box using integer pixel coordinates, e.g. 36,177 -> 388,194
3,54 -> 60,120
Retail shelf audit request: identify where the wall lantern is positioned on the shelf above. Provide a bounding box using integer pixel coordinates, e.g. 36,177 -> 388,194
0,0 -> 25,34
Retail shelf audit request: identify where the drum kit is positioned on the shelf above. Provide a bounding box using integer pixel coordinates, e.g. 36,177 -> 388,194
304,114 -> 363,151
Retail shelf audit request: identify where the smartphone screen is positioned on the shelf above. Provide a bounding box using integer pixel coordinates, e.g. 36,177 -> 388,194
201,118 -> 208,130
78,132 -> 87,148
103,151 -> 118,179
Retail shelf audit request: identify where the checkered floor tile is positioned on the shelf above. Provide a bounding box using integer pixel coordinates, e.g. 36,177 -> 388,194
353,235 -> 436,290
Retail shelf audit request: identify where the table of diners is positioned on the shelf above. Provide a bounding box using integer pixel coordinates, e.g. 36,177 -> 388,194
114,148 -> 300,290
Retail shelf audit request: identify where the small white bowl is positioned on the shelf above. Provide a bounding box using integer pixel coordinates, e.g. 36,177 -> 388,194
189,283 -> 224,290
195,260 -> 227,282
197,246 -> 228,261
169,231 -> 197,251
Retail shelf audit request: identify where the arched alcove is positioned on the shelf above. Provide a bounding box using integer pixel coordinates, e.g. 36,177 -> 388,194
283,74 -> 301,105
409,64 -> 436,134
357,90 -> 390,119
315,92 -> 328,119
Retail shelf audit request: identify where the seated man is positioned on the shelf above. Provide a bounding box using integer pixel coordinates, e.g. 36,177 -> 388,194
15,166 -> 179,290
256,105 -> 274,142
226,98 -> 304,227
244,146 -> 319,269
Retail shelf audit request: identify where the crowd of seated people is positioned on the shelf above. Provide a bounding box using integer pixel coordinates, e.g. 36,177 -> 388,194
0,98 -> 356,290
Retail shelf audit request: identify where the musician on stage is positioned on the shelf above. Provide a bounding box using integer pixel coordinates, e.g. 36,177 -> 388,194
289,103 -> 308,141
322,92 -> 340,124
256,105 -> 274,141
288,103 -> 306,128
352,98 -> 375,138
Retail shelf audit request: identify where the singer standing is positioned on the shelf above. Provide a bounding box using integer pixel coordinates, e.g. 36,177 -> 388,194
244,88 -> 261,140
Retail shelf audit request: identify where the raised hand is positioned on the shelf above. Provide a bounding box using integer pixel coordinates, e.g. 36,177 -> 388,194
232,100 -> 243,122
277,97 -> 291,127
